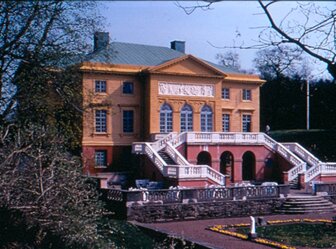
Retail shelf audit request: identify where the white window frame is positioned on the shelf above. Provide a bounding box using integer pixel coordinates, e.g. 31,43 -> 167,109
242,89 -> 252,101
201,105 -> 213,132
160,103 -> 173,133
123,110 -> 134,133
242,114 -> 252,132
122,81 -> 134,95
222,88 -> 230,99
95,80 -> 107,93
95,150 -> 107,167
95,110 -> 107,133
180,104 -> 193,132
222,113 -> 230,132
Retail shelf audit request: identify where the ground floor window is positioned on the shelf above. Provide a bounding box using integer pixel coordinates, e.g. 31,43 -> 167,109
95,150 -> 107,167
222,113 -> 230,132
123,110 -> 134,133
242,114 -> 251,132
95,109 -> 107,133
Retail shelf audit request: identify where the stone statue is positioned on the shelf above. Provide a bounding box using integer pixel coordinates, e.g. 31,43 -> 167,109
248,216 -> 257,239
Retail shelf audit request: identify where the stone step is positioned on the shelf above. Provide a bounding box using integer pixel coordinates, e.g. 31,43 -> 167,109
276,209 -> 335,214
282,203 -> 333,208
277,195 -> 336,214
284,200 -> 331,205
280,205 -> 334,211
158,151 -> 177,165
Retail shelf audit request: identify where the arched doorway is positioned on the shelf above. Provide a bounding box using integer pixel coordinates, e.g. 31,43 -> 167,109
197,151 -> 212,166
242,151 -> 255,181
220,151 -> 234,181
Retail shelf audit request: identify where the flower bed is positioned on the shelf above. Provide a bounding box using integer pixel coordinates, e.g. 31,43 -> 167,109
208,218 -> 335,249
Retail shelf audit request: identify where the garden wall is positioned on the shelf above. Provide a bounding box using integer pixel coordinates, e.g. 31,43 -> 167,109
127,198 -> 285,223
103,185 -> 290,222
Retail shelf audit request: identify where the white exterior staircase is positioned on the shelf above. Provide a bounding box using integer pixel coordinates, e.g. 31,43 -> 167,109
283,143 -> 336,182
132,132 -> 336,185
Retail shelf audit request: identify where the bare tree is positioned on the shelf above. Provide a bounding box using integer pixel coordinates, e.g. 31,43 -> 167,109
0,124 -> 114,248
257,1 -> 336,80
0,1 -> 101,123
254,46 -> 304,79
178,1 -> 336,80
216,51 -> 241,70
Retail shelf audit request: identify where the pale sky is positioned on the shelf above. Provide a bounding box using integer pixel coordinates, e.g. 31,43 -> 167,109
99,1 -> 335,78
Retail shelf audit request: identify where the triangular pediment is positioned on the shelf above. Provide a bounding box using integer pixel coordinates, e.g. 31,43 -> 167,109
149,55 -> 225,76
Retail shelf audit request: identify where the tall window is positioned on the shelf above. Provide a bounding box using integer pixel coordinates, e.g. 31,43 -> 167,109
123,110 -> 134,133
180,104 -> 193,132
222,88 -> 230,99
95,80 -> 106,93
160,104 -> 173,133
242,114 -> 251,132
95,150 -> 107,167
122,81 -> 134,94
95,110 -> 107,132
222,114 -> 230,132
242,89 -> 252,100
201,105 -> 213,132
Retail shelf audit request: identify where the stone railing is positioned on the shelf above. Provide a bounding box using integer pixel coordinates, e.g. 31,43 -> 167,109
305,163 -> 336,182
105,185 -> 290,204
165,142 -> 190,165
314,182 -> 336,195
181,132 -> 306,182
150,132 -> 177,151
282,143 -> 321,167
133,142 -> 167,171
134,132 -> 333,184
163,165 -> 226,185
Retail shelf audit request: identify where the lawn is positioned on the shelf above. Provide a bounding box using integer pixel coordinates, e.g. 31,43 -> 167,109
236,222 -> 336,248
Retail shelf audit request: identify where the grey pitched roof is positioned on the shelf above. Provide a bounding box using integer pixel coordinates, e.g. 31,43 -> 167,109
85,41 -> 241,74
86,42 -> 185,66
205,60 -> 241,74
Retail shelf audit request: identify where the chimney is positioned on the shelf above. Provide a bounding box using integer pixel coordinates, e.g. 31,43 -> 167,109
170,40 -> 185,53
94,32 -> 109,51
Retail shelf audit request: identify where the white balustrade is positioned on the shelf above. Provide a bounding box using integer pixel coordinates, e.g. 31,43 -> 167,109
165,142 -> 190,165
283,143 -> 321,167
305,163 -> 336,182
143,143 -> 167,171
151,132 -> 177,151
134,132 -> 336,184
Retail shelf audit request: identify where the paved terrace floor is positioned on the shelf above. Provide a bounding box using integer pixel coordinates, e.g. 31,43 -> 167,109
133,212 -> 336,249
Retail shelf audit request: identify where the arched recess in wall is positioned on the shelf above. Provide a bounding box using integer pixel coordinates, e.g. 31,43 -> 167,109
197,151 -> 212,167
160,103 -> 173,133
242,151 -> 255,181
220,151 -> 234,181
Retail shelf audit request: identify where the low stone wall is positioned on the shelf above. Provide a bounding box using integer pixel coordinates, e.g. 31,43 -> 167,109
128,198 -> 285,223
102,185 -> 290,222
314,182 -> 336,204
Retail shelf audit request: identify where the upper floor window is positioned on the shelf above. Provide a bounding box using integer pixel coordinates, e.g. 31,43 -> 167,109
222,88 -> 230,99
95,80 -> 106,93
242,89 -> 251,101
222,114 -> 230,132
122,81 -> 134,94
160,103 -> 173,133
95,150 -> 107,167
123,110 -> 134,133
95,110 -> 107,133
200,105 -> 213,132
242,114 -> 251,132
180,104 -> 193,132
